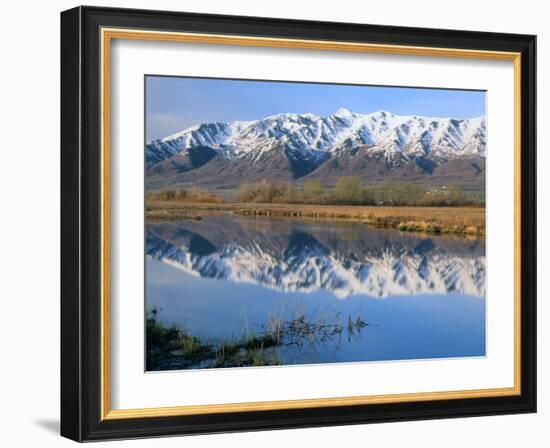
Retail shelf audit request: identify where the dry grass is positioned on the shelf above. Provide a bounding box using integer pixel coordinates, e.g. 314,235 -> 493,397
146,200 -> 485,237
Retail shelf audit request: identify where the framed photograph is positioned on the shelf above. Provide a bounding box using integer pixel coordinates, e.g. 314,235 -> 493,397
60,6 -> 536,441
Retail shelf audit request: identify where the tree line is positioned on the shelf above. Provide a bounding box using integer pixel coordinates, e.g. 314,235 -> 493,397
147,186 -> 223,203
238,177 -> 479,206
146,177 -> 482,207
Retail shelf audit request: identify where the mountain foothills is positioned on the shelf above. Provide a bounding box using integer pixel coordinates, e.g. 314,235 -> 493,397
146,108 -> 486,190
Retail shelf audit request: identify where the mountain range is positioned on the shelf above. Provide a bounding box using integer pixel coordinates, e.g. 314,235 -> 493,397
146,108 -> 486,190
147,216 -> 486,299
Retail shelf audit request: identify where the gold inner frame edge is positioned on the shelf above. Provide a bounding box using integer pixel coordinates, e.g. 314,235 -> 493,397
100,27 -> 522,421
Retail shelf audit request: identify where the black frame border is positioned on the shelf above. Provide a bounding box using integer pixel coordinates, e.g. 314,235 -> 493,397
61,5 -> 536,442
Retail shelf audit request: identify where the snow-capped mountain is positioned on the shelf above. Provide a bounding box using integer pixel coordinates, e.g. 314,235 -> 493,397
146,121 -> 254,168
146,108 -> 486,170
146,218 -> 485,300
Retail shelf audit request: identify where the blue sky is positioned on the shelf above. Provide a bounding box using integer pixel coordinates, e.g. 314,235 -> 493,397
146,76 -> 486,142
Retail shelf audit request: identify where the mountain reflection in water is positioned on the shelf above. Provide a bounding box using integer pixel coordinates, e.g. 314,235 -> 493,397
146,215 -> 485,299
145,214 -> 486,370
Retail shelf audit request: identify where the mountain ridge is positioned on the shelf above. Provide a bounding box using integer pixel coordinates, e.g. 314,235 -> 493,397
146,109 -> 486,190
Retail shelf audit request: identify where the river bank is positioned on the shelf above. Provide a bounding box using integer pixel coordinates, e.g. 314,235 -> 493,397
146,200 -> 485,237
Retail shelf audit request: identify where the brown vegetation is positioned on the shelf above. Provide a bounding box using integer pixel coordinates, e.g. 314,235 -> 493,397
235,178 -> 480,207
146,187 -> 224,204
145,200 -> 485,237
145,178 -> 484,236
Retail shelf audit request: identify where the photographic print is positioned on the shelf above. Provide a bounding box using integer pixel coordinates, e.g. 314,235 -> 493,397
61,9 -> 536,439
145,76 -> 487,371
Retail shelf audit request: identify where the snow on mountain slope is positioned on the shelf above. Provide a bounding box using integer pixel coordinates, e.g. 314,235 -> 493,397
146,121 -> 252,168
146,109 -> 486,169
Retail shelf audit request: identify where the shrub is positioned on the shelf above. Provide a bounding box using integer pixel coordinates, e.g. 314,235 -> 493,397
377,182 -> 427,206
418,185 -> 471,206
334,176 -> 364,204
146,187 -> 223,203
303,179 -> 325,198
237,180 -> 297,203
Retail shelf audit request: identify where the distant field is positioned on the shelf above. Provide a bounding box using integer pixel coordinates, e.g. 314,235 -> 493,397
146,201 -> 485,237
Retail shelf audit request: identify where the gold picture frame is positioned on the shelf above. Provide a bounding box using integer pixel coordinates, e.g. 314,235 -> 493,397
61,6 -> 536,442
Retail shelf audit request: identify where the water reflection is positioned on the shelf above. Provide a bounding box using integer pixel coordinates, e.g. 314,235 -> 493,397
146,215 -> 486,370
146,215 -> 485,299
